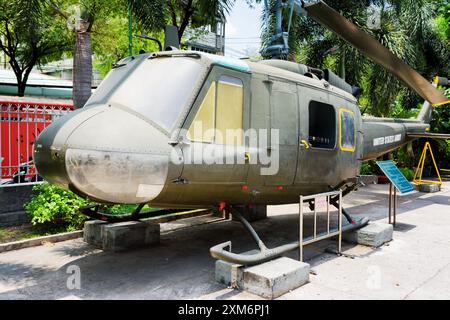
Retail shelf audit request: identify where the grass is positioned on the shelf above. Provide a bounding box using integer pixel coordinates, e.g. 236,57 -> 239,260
0,205 -> 198,245
0,224 -> 50,244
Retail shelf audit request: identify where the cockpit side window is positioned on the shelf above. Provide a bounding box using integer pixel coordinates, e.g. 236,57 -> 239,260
187,82 -> 216,143
188,75 -> 244,145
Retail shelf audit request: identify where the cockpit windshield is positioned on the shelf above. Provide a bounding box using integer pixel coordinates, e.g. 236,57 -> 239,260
85,54 -> 205,132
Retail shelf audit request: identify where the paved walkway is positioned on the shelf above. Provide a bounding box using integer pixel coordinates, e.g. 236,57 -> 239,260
1,182 -> 450,299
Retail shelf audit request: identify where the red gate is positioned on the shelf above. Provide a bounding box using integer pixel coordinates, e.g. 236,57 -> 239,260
0,100 -> 73,186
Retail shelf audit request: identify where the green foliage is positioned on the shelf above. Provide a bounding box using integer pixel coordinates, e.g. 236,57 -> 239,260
0,0 -> 71,95
390,100 -> 420,119
129,0 -> 235,40
24,183 -> 91,231
24,182 -> 155,233
103,204 -> 153,215
360,161 -> 374,175
399,167 -> 415,181
426,87 -> 450,168
92,15 -> 163,76
437,0 -> 450,40
258,0 -> 450,117
391,87 -> 450,172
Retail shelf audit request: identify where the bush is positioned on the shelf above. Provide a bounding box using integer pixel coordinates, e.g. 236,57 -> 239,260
24,183 -> 91,232
24,183 -> 153,233
360,161 -> 373,175
399,167 -> 415,181
104,204 -> 153,215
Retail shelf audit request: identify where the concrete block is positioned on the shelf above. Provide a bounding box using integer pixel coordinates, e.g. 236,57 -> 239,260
101,221 -> 160,252
83,220 -> 108,247
243,257 -> 310,299
215,250 -> 259,288
215,260 -> 244,288
232,205 -> 267,222
419,184 -> 440,193
343,222 -> 393,247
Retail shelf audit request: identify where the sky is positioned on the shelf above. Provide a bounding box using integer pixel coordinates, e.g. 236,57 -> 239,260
224,1 -> 264,58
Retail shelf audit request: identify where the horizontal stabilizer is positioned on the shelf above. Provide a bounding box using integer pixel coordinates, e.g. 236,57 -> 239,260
407,133 -> 450,140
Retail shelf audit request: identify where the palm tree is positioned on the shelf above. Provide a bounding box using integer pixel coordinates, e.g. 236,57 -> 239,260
260,0 -> 450,116
129,0 -> 235,42
50,1 -> 113,109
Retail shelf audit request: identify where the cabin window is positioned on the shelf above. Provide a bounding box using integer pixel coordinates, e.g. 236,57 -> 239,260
188,75 -> 244,145
339,108 -> 355,152
216,76 -> 244,145
308,101 -> 336,149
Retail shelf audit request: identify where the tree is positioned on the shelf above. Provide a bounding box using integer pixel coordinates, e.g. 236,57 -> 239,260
91,15 -> 163,77
130,0 -> 235,42
258,0 -> 450,116
50,0 -> 117,108
0,0 -> 69,96
436,0 -> 450,41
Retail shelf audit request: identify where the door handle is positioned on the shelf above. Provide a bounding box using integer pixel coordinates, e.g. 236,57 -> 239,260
300,139 -> 310,149
245,152 -> 251,164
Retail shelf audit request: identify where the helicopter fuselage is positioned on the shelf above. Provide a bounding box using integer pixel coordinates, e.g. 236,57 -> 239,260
33,51 -> 429,208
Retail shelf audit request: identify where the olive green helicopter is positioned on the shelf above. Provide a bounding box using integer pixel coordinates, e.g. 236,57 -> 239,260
33,1 -> 450,264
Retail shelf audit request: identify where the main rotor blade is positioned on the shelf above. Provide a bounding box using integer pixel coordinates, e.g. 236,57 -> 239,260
303,1 -> 450,106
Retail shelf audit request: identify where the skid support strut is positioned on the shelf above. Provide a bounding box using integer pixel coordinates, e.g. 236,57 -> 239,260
79,204 -> 183,222
210,204 -> 369,266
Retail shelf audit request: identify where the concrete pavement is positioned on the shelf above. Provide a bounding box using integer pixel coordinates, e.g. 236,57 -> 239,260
1,182 -> 450,299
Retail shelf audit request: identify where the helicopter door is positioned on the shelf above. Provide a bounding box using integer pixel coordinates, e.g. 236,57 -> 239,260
180,69 -> 250,186
295,87 -> 340,186
263,79 -> 299,186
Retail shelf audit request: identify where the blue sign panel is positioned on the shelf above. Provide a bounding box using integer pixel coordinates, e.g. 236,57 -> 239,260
376,160 -> 414,193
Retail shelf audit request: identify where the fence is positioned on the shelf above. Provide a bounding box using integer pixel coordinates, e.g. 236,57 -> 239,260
299,190 -> 342,261
0,100 -> 73,187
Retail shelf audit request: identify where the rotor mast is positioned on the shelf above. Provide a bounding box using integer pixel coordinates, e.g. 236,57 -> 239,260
261,0 -> 305,59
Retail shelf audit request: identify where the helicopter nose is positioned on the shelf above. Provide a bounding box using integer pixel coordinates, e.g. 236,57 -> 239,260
34,107 -> 106,187
34,106 -> 170,203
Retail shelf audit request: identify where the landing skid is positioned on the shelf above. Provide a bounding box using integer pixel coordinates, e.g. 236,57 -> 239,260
210,205 -> 369,266
79,203 -> 182,222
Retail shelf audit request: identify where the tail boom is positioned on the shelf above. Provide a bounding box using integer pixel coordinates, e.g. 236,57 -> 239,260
360,117 -> 429,160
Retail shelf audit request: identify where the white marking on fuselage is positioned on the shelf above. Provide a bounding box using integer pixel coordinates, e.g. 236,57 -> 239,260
373,134 -> 402,146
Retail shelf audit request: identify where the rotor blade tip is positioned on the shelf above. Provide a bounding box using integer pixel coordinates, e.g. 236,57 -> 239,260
432,100 -> 450,107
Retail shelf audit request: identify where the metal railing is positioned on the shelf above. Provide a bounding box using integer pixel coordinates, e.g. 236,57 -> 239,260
299,190 -> 342,261
0,100 -> 73,187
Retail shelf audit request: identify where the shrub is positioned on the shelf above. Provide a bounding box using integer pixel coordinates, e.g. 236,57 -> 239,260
399,167 -> 415,181
24,183 -> 153,233
360,161 -> 373,175
104,204 -> 153,215
24,183 -> 91,231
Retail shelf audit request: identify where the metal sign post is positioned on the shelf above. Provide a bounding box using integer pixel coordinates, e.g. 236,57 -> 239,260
377,160 -> 413,227
388,182 -> 397,226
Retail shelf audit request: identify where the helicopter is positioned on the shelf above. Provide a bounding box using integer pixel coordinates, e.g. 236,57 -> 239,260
33,1 -> 449,263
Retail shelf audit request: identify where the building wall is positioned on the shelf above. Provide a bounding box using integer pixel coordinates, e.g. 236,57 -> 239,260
186,21 -> 226,55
